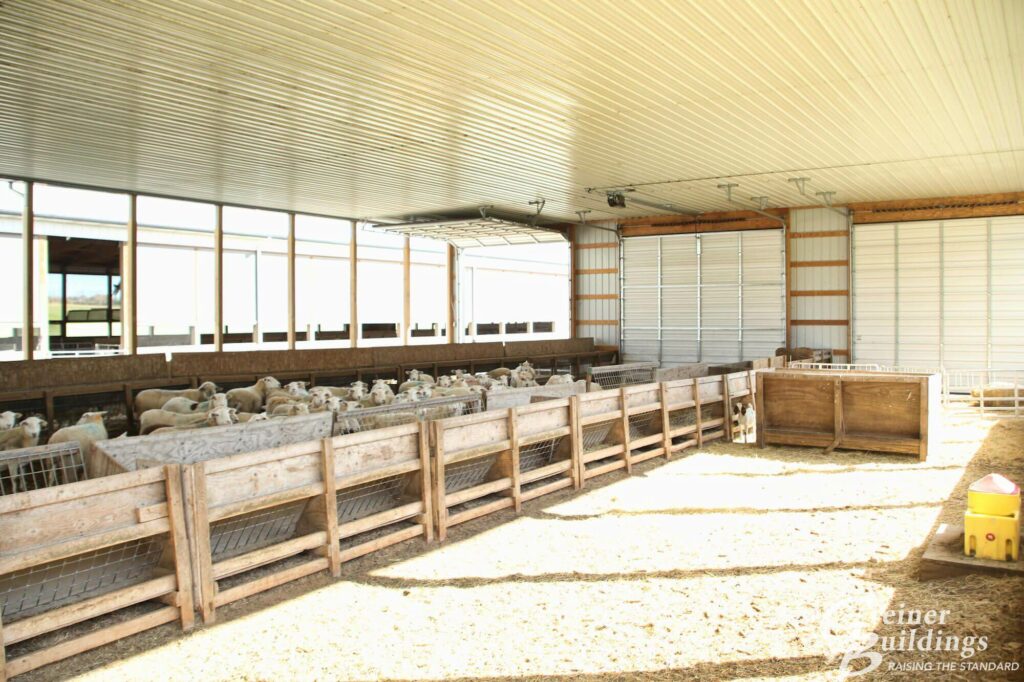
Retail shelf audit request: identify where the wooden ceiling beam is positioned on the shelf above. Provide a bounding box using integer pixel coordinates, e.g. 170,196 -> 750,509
619,208 -> 787,237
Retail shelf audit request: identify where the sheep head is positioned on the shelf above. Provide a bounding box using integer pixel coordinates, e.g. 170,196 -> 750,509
20,416 -> 47,439
209,393 -> 229,409
407,369 -> 421,381
285,381 -> 307,396
206,407 -> 236,426
77,411 -> 107,425
348,384 -> 367,400
198,381 -> 220,398
325,396 -> 343,413
258,377 -> 282,392
437,376 -> 452,388
0,411 -> 24,430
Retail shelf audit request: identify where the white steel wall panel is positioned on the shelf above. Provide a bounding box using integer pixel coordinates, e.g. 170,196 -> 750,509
990,217 -> 1024,369
621,229 -> 784,365
896,222 -> 941,367
852,215 -> 1024,372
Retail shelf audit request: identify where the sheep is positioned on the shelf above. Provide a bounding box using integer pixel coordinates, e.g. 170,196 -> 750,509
271,402 -> 310,417
333,400 -> 363,433
139,408 -> 215,435
226,377 -> 281,413
0,411 -> 22,430
734,400 -> 756,444
149,407 -> 238,434
322,382 -> 367,401
306,392 -> 331,413
134,381 -> 219,414
308,386 -> 333,402
487,367 -> 512,380
48,411 -> 108,453
436,375 -> 453,389
235,412 -> 268,423
0,417 -> 47,451
161,393 -> 229,414
366,380 -> 394,406
265,394 -> 302,414
545,374 -> 574,386
406,369 -> 435,384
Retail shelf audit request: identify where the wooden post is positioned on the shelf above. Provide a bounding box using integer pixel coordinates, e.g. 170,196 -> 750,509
287,213 -> 296,350
319,438 -> 342,576
432,421 -> 447,542
418,422 -> 434,542
918,377 -> 928,462
163,465 -> 195,631
568,224 -> 576,339
784,218 -> 792,354
824,377 -> 843,454
722,375 -> 733,442
214,205 -> 224,352
350,222 -> 358,348
446,243 -> 457,344
22,181 -> 33,361
620,387 -> 632,474
755,372 -> 765,448
569,393 -> 585,489
403,237 -> 411,345
124,193 -> 138,354
693,377 -> 703,447
508,409 -> 521,513
187,462 -> 217,624
659,382 -> 672,459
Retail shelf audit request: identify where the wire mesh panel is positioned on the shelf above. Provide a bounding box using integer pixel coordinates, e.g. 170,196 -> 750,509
0,442 -> 87,496
627,411 -> 660,440
581,421 -> 615,452
333,394 -> 483,436
668,403 -> 717,429
444,455 -> 499,492
519,437 -> 560,472
0,535 -> 165,622
589,362 -> 659,389
335,474 -> 411,524
209,500 -> 308,562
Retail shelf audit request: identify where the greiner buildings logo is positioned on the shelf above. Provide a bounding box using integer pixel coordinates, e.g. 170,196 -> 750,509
820,599 -> 1017,677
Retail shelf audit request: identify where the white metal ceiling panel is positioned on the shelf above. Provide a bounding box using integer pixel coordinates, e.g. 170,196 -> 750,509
0,1 -> 1021,222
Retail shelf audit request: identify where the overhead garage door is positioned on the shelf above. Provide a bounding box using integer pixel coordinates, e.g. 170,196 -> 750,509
852,216 -> 1024,371
622,230 -> 785,364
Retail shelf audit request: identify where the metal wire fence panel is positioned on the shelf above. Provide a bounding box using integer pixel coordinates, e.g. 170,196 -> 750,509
333,394 -> 483,436
0,442 -> 87,496
589,363 -> 659,389
668,404 -> 717,429
0,536 -> 165,622
519,438 -> 560,472
444,455 -> 499,492
628,412 -> 660,440
581,421 -> 615,452
209,500 -> 308,562
336,474 -> 411,524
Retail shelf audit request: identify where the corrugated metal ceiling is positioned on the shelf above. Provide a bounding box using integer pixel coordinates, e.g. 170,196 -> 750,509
0,0 -> 1021,222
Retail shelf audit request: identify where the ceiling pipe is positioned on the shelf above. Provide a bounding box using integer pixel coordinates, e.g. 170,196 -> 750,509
589,186 -> 701,217
716,183 -> 787,228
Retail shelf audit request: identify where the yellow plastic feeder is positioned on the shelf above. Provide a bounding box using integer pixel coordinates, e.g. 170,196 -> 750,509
965,474 -> 1020,562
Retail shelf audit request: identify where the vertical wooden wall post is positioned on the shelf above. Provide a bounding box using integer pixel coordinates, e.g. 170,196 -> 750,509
722,375 -> 733,442
568,224 -> 576,339
568,395 -> 582,489
784,218 -> 792,354
417,422 -> 434,542
403,237 -> 411,345
659,382 -> 672,459
693,377 -> 704,447
507,408 -> 521,513
22,181 -> 34,361
755,372 -> 765,448
287,213 -> 296,350
124,193 -> 138,354
319,438 -> 342,576
163,465 -> 195,630
214,206 -> 224,352
619,387 -> 632,474
446,243 -> 456,344
349,222 -> 358,348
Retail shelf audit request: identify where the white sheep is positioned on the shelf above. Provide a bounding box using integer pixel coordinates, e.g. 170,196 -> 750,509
235,412 -> 268,423
48,411 -> 108,459
226,377 -> 281,413
134,381 -> 219,414
487,367 -> 512,380
734,400 -> 756,444
149,407 -> 238,434
139,408 -> 215,435
0,411 -> 23,430
271,402 -> 310,417
406,369 -> 435,384
366,380 -> 395,406
436,375 -> 453,389
0,417 -> 48,451
161,393 -> 228,414
545,374 -> 574,386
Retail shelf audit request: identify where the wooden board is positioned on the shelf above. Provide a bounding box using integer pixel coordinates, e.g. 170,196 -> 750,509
920,523 -> 1024,581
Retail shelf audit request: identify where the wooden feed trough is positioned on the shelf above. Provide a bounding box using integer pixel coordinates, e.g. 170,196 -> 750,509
515,398 -> 578,503
587,362 -> 658,390
328,423 -> 433,564
432,410 -> 518,541
184,440 -> 340,624
755,369 -> 941,459
0,466 -> 193,678
574,389 -> 629,484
